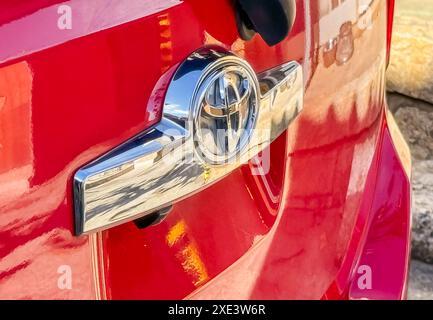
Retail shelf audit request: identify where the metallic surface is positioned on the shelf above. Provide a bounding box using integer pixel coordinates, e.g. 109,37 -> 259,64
196,62 -> 257,164
74,50 -> 302,234
0,0 -> 411,300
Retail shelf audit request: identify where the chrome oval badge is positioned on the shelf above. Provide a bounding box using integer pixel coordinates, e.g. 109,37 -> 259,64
194,63 -> 258,165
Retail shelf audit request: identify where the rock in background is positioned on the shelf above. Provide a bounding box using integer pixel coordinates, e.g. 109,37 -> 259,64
387,0 -> 433,104
412,160 -> 433,264
388,94 -> 433,161
408,260 -> 433,300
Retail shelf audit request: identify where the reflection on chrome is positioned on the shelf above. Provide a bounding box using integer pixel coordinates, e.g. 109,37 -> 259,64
74,48 -> 303,235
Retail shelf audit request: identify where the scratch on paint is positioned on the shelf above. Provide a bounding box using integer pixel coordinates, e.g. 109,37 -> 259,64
166,220 -> 186,247
179,243 -> 209,286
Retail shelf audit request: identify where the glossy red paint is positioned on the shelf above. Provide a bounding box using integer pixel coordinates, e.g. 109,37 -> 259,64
348,126 -> 411,300
0,0 -> 410,299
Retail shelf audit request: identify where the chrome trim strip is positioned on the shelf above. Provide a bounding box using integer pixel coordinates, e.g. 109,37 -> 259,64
74,48 -> 303,235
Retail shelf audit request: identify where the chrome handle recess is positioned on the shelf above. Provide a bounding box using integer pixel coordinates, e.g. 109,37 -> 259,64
74,48 -> 303,235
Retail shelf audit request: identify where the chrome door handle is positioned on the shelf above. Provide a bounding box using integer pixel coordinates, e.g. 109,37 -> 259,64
74,48 -> 303,235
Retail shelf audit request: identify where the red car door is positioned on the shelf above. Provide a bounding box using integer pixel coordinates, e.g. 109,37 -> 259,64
0,0 -> 410,300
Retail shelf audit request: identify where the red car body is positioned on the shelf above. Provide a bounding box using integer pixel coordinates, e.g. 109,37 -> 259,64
0,0 -> 411,300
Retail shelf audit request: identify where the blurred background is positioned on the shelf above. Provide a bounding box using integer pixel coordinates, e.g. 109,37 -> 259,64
387,0 -> 433,300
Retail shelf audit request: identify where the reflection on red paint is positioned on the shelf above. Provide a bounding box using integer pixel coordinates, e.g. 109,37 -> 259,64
0,62 -> 33,204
